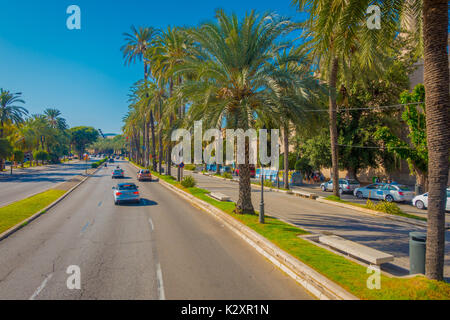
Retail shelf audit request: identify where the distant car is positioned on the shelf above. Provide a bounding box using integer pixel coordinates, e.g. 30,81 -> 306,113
112,168 -> 124,179
108,158 -> 114,163
112,183 -> 140,205
220,166 -> 232,174
412,189 -> 450,210
379,184 -> 415,203
354,183 -> 387,199
321,179 -> 360,194
137,169 -> 152,181
236,165 -> 256,178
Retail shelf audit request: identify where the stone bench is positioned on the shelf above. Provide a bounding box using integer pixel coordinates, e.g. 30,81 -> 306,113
318,235 -> 394,265
209,192 -> 231,202
292,190 -> 318,199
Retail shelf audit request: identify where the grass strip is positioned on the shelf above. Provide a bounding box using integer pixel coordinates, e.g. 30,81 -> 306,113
0,189 -> 66,234
130,160 -> 450,299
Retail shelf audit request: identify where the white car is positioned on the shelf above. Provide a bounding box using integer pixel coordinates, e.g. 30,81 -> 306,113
378,184 -> 415,203
412,189 -> 450,210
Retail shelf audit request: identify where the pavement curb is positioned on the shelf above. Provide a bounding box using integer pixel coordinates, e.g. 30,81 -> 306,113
0,164 -> 103,242
135,163 -> 358,300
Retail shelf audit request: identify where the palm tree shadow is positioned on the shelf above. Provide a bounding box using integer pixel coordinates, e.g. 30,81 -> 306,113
119,198 -> 158,206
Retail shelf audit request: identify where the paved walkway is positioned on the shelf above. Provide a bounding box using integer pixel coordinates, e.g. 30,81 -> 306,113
180,171 -> 450,280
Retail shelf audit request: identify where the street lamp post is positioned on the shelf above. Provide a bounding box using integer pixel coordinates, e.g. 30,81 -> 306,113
259,166 -> 265,224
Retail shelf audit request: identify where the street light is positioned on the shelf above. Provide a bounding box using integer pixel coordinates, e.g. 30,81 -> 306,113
259,165 -> 265,224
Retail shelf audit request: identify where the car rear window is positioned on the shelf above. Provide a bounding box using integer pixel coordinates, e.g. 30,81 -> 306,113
348,180 -> 359,184
118,184 -> 137,191
142,170 -> 150,174
398,185 -> 412,191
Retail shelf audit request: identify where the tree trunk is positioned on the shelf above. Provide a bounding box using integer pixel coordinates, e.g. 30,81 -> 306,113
283,124 -> 289,189
158,129 -> 163,174
329,56 -> 340,198
235,140 -> 255,214
423,0 -> 450,281
150,110 -> 157,171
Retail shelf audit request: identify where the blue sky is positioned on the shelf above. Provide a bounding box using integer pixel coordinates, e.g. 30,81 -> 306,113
0,0 -> 306,134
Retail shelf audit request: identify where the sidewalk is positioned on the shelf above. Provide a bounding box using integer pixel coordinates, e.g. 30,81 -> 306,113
180,170 -> 450,280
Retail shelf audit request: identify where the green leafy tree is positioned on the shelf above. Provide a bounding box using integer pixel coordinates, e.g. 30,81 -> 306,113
70,126 -> 99,158
375,84 -> 428,187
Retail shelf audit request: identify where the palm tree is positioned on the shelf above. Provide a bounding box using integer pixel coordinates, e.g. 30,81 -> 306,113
0,89 -> 28,169
175,10 -> 294,214
293,0 -> 395,198
44,108 -> 68,130
121,26 -> 158,80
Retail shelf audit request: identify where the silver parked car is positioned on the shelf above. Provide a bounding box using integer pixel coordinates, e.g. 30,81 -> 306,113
321,179 -> 361,194
353,183 -> 387,199
112,183 -> 140,205
379,184 -> 415,203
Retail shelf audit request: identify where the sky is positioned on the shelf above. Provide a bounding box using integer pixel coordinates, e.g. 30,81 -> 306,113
0,0 -> 307,134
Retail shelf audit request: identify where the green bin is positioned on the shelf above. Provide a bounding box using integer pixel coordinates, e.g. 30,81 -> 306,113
409,232 -> 426,275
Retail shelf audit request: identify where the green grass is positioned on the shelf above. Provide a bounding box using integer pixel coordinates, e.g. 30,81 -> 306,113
130,160 -> 450,299
325,196 -> 427,222
0,189 -> 66,234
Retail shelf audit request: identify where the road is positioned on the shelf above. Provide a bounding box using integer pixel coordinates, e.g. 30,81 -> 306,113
0,160 -> 312,299
184,171 -> 450,280
0,160 -> 94,207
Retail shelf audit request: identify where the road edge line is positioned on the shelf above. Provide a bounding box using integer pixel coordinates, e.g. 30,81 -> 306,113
0,165 -> 103,242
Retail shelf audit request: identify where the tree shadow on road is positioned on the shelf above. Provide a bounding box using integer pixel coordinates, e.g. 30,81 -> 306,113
118,198 -> 158,207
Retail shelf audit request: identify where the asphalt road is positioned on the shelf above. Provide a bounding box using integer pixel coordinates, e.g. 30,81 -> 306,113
0,160 -> 94,207
185,171 -> 450,280
0,160 -> 312,299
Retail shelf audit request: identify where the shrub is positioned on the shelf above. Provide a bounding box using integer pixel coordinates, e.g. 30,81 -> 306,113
181,175 -> 196,188
366,199 -> 404,215
222,172 -> 233,179
184,164 -> 196,171
263,179 -> 274,188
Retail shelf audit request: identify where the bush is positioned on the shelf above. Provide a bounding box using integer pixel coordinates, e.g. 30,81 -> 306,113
91,157 -> 107,168
184,164 -> 196,171
181,175 -> 196,188
222,172 -> 233,179
263,179 -> 274,188
366,199 -> 404,215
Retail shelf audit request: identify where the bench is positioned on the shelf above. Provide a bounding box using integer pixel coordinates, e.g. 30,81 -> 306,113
318,235 -> 394,265
209,192 -> 231,202
292,190 -> 318,199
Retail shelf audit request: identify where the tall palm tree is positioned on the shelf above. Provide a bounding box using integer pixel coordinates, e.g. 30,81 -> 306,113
175,10 -> 294,214
0,89 -> 28,169
121,25 -> 158,80
44,108 -> 68,130
293,0 -> 396,198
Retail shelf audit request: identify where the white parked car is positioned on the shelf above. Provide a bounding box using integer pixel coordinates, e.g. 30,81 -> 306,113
412,189 -> 450,210
379,184 -> 415,203
320,179 -> 360,194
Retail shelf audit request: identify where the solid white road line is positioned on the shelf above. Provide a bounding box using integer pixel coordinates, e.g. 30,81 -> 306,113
148,217 -> 154,231
29,273 -> 53,300
156,263 -> 165,300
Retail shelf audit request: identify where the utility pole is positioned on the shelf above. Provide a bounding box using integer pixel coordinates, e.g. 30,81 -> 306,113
259,166 -> 265,224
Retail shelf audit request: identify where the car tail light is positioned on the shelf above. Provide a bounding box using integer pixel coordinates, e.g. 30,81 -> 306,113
399,192 -> 404,196
346,186 -> 350,189
116,192 -> 122,195
133,191 -> 139,194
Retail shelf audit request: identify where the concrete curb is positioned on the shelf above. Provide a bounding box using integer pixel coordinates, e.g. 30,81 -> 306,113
135,163 -> 358,300
0,164 -> 103,242
315,197 -> 450,229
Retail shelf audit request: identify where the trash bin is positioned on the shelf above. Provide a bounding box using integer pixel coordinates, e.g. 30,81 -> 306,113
409,232 -> 426,275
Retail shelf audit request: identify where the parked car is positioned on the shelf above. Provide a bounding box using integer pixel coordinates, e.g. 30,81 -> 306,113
236,165 -> 256,178
108,158 -> 114,163
137,169 -> 152,181
220,166 -> 232,174
112,168 -> 124,179
412,189 -> 450,210
321,179 -> 360,194
378,184 -> 415,203
112,183 -> 140,205
353,183 -> 387,199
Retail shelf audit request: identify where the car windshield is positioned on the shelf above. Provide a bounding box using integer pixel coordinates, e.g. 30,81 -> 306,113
118,184 -> 137,191
397,185 -> 412,191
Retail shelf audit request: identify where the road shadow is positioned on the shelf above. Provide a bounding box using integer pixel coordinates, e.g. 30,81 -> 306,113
118,198 -> 158,207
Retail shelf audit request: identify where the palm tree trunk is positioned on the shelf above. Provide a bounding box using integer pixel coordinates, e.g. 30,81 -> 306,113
423,0 -> 449,281
150,109 -> 157,171
329,56 -> 340,197
235,140 -> 255,214
283,124 -> 289,189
